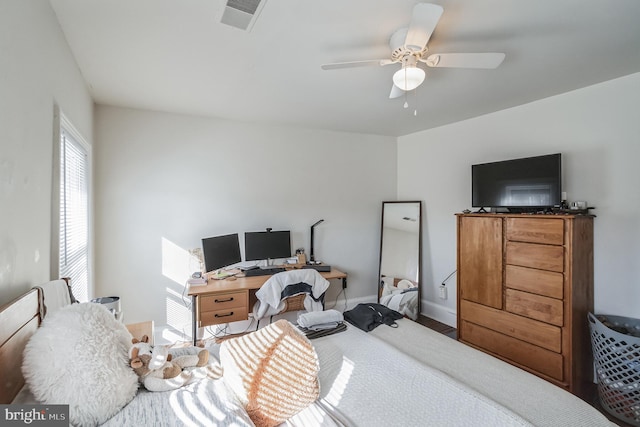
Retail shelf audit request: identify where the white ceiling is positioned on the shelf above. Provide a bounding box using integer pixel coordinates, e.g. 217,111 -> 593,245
384,202 -> 421,233
49,0 -> 640,137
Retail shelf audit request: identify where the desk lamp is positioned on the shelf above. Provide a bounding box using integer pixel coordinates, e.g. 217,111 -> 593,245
309,219 -> 324,264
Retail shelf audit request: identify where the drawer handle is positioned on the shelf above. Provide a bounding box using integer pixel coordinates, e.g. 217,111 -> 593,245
215,312 -> 234,318
215,297 -> 234,303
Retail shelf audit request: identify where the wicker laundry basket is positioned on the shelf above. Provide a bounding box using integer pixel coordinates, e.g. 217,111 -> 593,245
588,312 -> 640,427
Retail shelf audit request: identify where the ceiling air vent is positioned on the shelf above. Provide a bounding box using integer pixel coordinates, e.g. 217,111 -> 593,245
220,0 -> 267,31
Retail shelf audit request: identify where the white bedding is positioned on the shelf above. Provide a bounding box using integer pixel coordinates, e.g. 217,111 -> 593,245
102,376 -> 254,427
370,319 -> 616,427
313,323 -> 533,426
379,279 -> 419,320
15,319 -> 615,427
98,323 -> 555,426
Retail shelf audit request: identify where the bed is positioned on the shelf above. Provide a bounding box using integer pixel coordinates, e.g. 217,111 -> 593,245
0,281 -> 615,427
379,276 -> 419,320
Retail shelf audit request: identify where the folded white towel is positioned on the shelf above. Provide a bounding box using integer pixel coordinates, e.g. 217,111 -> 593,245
297,309 -> 344,328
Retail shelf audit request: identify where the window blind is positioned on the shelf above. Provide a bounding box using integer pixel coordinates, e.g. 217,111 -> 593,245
59,129 -> 89,302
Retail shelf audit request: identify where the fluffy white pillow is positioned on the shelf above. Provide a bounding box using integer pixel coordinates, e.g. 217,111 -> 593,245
22,303 -> 138,426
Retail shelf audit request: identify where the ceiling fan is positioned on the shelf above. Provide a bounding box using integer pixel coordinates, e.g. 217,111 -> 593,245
321,3 -> 506,99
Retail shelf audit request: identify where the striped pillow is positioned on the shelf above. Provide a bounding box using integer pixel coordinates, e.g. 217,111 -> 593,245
220,319 -> 320,427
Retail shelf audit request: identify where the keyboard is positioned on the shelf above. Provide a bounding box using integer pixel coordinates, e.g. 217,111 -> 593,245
244,267 -> 286,277
302,264 -> 332,272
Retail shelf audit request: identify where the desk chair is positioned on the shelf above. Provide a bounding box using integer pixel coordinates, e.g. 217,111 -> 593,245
258,294 -> 308,328
254,269 -> 329,325
281,293 -> 307,313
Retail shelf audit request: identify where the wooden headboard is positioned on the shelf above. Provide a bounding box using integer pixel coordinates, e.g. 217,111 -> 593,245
0,288 -> 42,404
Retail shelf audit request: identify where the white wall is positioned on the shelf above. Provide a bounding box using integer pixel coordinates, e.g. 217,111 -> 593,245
399,73 -> 640,326
5,2 -> 633,332
381,228 -> 419,281
0,0 -> 93,305
94,105 -> 397,332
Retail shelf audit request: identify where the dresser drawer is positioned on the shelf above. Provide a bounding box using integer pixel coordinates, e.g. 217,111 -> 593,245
506,241 -> 564,272
200,291 -> 248,311
460,299 -> 561,352
506,218 -> 564,245
200,307 -> 248,326
460,320 -> 564,381
506,289 -> 563,326
505,265 -> 563,299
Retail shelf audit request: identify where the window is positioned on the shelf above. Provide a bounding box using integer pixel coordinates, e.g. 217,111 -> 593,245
54,112 -> 91,302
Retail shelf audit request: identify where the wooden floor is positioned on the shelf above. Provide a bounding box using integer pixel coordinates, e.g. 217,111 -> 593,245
417,314 -> 457,339
416,315 -> 636,427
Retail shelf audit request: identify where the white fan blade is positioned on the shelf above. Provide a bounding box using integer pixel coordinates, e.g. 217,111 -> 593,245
389,84 -> 404,99
321,59 -> 394,70
424,53 -> 506,69
404,3 -> 444,52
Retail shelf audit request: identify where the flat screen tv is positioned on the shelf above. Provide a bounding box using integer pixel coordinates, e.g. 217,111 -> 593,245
472,153 -> 561,211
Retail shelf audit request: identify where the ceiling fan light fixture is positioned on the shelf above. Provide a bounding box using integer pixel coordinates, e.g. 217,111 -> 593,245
393,65 -> 425,91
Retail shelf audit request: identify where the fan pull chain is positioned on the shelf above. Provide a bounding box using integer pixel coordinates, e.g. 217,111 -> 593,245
403,66 -> 409,108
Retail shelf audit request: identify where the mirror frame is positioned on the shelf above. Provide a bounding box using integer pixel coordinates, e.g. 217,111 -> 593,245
377,200 -> 422,320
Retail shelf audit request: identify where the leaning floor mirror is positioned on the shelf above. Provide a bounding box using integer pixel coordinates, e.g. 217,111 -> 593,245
378,201 -> 422,320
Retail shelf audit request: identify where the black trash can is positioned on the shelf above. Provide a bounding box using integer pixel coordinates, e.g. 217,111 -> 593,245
91,296 -> 122,322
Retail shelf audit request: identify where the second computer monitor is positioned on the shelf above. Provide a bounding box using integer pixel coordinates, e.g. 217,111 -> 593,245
244,230 -> 291,262
202,233 -> 242,273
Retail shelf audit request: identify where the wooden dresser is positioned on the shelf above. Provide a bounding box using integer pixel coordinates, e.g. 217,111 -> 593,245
456,213 -> 594,398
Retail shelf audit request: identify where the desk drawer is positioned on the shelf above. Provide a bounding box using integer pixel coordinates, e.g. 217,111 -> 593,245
200,291 -> 247,311
200,308 -> 248,326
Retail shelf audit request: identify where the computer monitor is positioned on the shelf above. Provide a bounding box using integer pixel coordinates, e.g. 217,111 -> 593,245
201,233 -> 242,273
244,230 -> 291,262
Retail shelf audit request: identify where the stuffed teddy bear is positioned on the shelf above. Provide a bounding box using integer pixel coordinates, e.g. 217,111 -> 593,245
129,336 -> 213,392
129,335 -> 190,392
169,346 -> 210,370
166,346 -> 223,382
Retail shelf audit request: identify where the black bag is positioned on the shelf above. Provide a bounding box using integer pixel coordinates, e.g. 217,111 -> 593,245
344,303 -> 403,332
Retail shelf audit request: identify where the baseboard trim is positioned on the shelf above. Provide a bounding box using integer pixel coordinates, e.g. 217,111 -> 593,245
421,300 -> 457,328
327,294 -> 377,312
